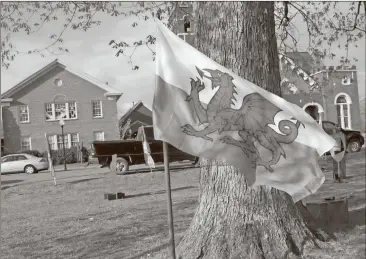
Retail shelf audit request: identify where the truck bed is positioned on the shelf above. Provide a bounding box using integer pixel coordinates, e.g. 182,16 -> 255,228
93,139 -> 196,166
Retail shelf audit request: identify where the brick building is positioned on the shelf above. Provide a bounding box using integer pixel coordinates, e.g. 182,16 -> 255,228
169,4 -> 362,130
0,59 -> 122,154
118,101 -> 152,138
280,53 -> 361,130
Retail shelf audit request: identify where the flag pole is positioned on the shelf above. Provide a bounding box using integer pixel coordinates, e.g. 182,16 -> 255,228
163,141 -> 176,259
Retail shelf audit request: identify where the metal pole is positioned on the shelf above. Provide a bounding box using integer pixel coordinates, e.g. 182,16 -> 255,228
163,141 -> 176,259
61,125 -> 67,171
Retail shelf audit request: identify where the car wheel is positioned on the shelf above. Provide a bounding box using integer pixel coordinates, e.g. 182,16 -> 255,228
348,139 -> 362,153
116,158 -> 129,175
24,165 -> 37,174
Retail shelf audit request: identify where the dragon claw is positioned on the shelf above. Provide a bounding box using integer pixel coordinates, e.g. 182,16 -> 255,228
190,77 -> 205,93
181,124 -> 213,142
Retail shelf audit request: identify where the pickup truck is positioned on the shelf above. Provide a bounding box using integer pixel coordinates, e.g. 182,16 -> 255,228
321,121 -> 364,153
92,126 -> 198,174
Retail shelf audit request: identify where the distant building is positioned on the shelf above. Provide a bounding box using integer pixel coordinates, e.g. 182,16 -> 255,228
0,59 -> 122,154
169,5 -> 362,130
118,101 -> 152,139
280,52 -> 361,130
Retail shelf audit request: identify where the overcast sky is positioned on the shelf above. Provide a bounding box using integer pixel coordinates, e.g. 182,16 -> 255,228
1,4 -> 365,117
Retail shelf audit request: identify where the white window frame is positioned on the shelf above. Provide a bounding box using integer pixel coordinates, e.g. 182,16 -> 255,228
92,100 -> 103,118
47,135 -> 57,151
56,134 -> 70,149
48,133 -> 79,150
71,133 -> 79,147
93,131 -> 105,141
177,32 -> 195,42
45,101 -> 78,121
21,136 -> 32,150
334,93 -> 352,129
19,105 -> 30,123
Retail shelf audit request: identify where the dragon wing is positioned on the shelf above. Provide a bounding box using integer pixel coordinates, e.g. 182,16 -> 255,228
239,93 -> 282,133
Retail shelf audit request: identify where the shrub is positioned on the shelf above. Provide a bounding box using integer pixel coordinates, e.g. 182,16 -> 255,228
2,147 -> 89,165
22,150 -> 45,158
50,146 -> 89,165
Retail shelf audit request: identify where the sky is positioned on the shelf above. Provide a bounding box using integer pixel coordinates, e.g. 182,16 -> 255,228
1,3 -> 365,118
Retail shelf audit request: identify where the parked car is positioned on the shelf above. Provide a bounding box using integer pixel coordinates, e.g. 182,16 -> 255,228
1,153 -> 49,174
93,126 -> 198,174
321,121 -> 364,153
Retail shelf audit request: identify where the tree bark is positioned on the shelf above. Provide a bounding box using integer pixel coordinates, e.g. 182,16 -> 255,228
177,2 -> 321,259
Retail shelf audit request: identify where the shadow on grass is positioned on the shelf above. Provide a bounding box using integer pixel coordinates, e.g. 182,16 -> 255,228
124,186 -> 197,199
346,207 -> 366,229
321,207 -> 366,234
68,177 -> 104,184
124,242 -> 169,259
1,179 -> 24,190
2,179 -> 24,185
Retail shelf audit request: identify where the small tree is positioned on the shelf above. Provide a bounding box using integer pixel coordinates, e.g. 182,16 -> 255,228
120,117 -> 132,139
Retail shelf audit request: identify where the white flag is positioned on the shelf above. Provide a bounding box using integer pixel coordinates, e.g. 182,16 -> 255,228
152,20 -> 337,202
139,127 -> 155,169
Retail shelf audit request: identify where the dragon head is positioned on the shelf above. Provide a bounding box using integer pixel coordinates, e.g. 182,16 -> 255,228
202,69 -> 234,89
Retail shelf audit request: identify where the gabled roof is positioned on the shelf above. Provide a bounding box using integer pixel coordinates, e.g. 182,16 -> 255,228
1,59 -> 123,99
118,101 -> 152,127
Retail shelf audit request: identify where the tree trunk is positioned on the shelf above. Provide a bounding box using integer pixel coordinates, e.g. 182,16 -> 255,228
177,2 -> 321,259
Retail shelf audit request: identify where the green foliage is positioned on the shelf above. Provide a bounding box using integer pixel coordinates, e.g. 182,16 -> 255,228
1,1 -> 365,69
22,149 -> 46,158
0,1 -> 170,68
49,146 -> 89,165
5,147 -> 89,165
275,1 -> 365,63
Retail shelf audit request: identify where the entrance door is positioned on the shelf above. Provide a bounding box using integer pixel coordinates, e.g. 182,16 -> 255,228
305,105 -> 319,121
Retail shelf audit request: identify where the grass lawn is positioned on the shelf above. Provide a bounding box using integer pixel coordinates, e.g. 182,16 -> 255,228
1,150 -> 365,259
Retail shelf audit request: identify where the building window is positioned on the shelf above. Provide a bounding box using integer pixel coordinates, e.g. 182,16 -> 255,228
57,134 -> 70,149
94,131 -> 105,141
47,135 -> 57,151
47,133 -> 79,150
183,15 -> 191,33
55,103 -> 66,119
68,102 -> 77,119
21,136 -> 31,150
92,100 -> 103,118
19,105 -> 30,123
71,133 -> 79,147
335,94 -> 352,129
45,101 -> 77,121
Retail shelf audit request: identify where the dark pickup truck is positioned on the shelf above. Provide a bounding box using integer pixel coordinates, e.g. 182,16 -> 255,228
321,121 -> 364,153
92,126 -> 198,174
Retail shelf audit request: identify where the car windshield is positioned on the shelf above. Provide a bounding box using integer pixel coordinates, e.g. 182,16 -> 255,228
322,122 -> 339,135
1,156 -> 13,163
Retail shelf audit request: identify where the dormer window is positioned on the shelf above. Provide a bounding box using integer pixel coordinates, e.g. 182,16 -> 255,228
183,15 -> 191,33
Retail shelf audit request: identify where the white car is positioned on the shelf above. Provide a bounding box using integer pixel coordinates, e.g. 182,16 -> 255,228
1,153 -> 49,174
